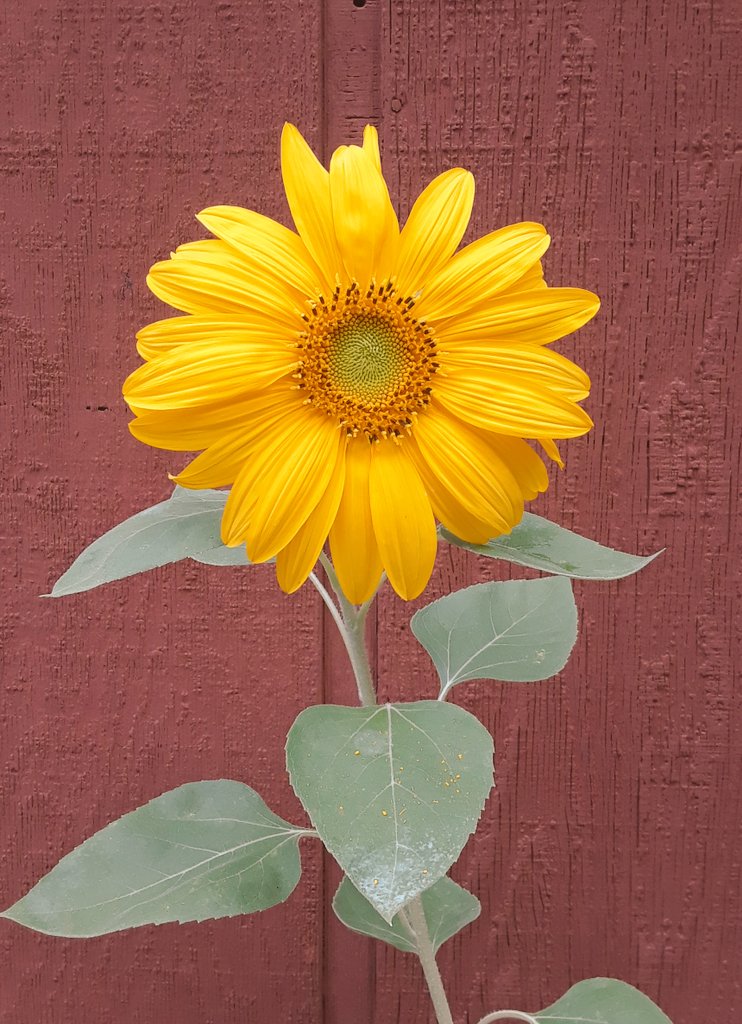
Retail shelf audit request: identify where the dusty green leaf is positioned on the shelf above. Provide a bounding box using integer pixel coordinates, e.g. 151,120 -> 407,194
333,874 -> 480,953
2,781 -> 306,937
536,977 -> 673,1023
286,701 -> 493,923
411,576 -> 578,699
49,486 -> 250,595
441,513 -> 661,580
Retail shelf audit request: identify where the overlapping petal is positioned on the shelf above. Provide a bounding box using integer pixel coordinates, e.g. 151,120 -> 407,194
123,340 -> 298,411
222,412 -> 343,563
281,123 -> 344,291
417,223 -> 551,323
276,440 -> 347,593
436,287 -> 600,345
413,407 -> 522,530
136,314 -> 297,362
330,144 -> 399,286
329,439 -> 384,604
368,440 -> 438,600
196,206 -> 323,299
440,343 -> 591,401
147,239 -> 300,327
394,169 -> 475,297
433,371 -> 593,438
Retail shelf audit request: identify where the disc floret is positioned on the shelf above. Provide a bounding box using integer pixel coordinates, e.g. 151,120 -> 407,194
296,280 -> 438,441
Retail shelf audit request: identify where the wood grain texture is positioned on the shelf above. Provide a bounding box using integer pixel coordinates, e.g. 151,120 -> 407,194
1,1 -> 739,1022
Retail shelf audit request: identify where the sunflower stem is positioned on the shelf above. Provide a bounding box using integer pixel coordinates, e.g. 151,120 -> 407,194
315,553 -> 376,708
316,552 -> 456,1024
403,897 -> 455,1024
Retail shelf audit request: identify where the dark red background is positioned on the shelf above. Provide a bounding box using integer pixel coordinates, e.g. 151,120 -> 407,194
1,1 -> 739,1021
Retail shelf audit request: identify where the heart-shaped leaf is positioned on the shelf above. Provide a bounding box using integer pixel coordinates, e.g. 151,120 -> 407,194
49,486 -> 250,596
441,513 -> 661,580
286,701 -> 493,923
535,977 -> 672,1022
2,781 -> 307,936
333,874 -> 480,953
412,577 -> 578,699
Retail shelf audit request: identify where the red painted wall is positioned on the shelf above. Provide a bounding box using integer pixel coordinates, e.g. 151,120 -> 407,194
1,1 -> 739,1022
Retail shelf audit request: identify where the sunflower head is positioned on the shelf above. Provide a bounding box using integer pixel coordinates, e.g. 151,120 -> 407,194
123,124 -> 599,602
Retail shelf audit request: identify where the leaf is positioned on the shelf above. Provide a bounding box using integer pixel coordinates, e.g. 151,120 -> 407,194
286,701 -> 493,923
49,486 -> 250,596
536,977 -> 673,1023
1,781 -> 306,937
333,874 -> 480,954
441,512 -> 662,580
411,576 -> 578,700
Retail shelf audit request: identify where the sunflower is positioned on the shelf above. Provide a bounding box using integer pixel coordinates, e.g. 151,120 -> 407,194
123,124 -> 599,602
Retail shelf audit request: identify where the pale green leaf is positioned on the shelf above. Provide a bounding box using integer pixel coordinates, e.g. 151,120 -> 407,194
441,513 -> 661,580
49,486 -> 250,596
333,874 -> 480,953
411,577 -> 578,699
536,977 -> 673,1023
286,701 -> 493,923
1,781 -> 306,937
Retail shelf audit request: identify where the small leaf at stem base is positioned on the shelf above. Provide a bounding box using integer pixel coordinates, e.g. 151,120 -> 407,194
333,874 -> 480,953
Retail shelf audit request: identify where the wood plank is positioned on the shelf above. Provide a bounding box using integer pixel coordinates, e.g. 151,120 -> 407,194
0,2 -> 325,1021
372,1 -> 742,1022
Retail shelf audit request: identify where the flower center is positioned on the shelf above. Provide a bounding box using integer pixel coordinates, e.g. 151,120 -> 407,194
295,281 -> 438,441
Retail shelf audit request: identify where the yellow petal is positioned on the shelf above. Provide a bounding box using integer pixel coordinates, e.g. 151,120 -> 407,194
362,125 -> 382,172
329,144 -> 399,286
501,258 -> 546,294
136,314 -> 295,362
412,407 -> 522,530
123,340 -> 298,411
148,239 -> 300,325
440,343 -> 591,401
329,439 -> 384,604
129,385 -> 299,453
169,430 -> 252,488
281,123 -> 344,291
196,206 -> 322,300
538,437 -> 565,468
488,436 -> 549,501
436,287 -> 600,345
394,169 -> 475,297
417,223 -> 551,322
240,411 -> 341,565
406,438 -> 496,544
433,372 -> 593,439
368,440 -> 438,600
129,403 -> 249,452
275,441 -> 347,593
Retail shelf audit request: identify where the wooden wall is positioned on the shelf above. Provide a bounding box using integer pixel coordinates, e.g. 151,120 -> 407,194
1,1 -> 739,1021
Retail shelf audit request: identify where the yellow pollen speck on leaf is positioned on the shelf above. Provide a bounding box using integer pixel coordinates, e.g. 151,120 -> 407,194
354,750 -> 361,756
381,810 -> 388,817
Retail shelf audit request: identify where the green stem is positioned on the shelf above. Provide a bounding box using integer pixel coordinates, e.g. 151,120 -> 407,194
314,552 -> 456,1024
403,898 -> 455,1024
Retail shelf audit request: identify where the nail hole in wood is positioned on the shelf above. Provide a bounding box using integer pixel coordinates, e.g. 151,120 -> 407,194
353,0 -> 366,8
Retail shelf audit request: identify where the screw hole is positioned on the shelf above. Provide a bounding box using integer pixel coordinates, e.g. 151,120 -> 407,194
353,0 -> 366,7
